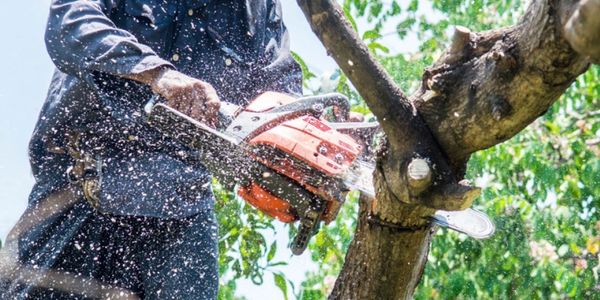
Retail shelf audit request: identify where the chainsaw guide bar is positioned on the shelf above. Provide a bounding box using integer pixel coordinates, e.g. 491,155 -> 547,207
341,160 -> 495,239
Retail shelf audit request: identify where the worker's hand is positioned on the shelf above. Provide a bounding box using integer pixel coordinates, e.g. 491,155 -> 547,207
123,67 -> 221,126
150,69 -> 221,126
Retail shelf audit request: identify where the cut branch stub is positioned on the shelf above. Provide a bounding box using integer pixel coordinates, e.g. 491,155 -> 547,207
376,147 -> 480,216
447,26 -> 473,64
406,158 -> 432,196
564,0 -> 600,64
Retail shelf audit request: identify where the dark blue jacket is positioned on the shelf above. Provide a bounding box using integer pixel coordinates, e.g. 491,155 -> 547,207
29,0 -> 302,218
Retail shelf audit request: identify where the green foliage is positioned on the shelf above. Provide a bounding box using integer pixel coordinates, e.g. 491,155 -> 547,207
214,181 -> 292,298
218,280 -> 248,300
291,51 -> 316,88
274,272 -> 289,300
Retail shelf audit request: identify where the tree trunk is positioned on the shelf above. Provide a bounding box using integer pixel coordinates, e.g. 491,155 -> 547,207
296,0 -> 599,299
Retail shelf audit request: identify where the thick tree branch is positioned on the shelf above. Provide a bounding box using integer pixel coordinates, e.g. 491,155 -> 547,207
329,195 -> 433,300
414,0 -> 589,165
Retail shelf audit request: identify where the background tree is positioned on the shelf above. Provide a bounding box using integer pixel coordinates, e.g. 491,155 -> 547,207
213,1 -> 600,299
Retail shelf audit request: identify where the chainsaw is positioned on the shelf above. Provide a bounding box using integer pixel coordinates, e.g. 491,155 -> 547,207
144,92 -> 495,255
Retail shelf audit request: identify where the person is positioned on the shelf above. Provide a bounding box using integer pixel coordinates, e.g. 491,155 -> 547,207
0,0 -> 301,298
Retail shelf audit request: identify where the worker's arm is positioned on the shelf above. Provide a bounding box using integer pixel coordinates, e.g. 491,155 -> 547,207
45,0 -> 219,124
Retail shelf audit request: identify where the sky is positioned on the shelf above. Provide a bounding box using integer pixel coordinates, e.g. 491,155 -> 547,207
0,1 -> 418,299
0,1 -> 53,236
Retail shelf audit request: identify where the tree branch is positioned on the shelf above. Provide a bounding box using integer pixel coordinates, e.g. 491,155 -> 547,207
296,0 -> 479,215
414,0 -> 589,165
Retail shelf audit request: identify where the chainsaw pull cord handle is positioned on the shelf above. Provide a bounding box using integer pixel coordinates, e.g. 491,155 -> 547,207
268,93 -> 350,121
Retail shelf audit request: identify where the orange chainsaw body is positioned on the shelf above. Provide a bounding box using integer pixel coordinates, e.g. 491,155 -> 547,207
237,92 -> 362,224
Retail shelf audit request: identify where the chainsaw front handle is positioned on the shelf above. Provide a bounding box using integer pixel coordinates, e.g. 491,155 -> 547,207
223,93 -> 352,143
269,93 -> 350,120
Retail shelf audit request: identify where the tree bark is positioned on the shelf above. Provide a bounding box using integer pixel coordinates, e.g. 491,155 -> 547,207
296,0 -> 597,299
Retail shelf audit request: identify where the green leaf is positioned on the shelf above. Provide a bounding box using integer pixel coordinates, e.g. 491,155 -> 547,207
290,51 -> 316,82
362,29 -> 381,40
407,0 -> 418,12
390,1 -> 401,15
268,261 -> 288,267
274,273 -> 288,300
267,241 -> 277,262
342,5 -> 359,32
544,120 -> 561,134
368,42 -> 390,54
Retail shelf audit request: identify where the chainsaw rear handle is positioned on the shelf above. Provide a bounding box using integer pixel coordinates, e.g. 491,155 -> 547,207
269,93 -> 350,120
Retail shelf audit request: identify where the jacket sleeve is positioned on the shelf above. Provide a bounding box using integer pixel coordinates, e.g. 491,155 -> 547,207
255,0 -> 303,95
45,0 -> 173,78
